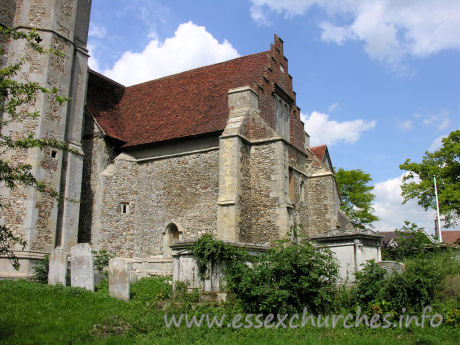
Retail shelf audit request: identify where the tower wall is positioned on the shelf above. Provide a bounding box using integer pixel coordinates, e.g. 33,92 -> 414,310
0,0 -> 91,277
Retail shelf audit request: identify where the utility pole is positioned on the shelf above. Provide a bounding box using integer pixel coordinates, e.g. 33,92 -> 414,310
434,176 -> 442,242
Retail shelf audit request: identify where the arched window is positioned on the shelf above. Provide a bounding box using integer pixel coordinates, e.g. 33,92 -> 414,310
300,180 -> 305,203
163,223 -> 181,258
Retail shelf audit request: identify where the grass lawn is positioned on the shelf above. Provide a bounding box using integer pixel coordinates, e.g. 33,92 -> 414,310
0,279 -> 458,345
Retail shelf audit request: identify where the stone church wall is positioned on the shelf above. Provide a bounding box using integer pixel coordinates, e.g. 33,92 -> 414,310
90,149 -> 219,258
290,170 -> 311,237
305,174 -> 339,235
133,150 -> 219,256
239,142 -> 281,245
78,113 -> 118,244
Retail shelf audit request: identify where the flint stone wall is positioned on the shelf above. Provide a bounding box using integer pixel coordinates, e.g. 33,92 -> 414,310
239,142 -> 281,245
91,148 -> 219,258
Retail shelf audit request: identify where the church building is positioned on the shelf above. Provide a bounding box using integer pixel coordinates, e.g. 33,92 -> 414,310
0,0 -> 362,278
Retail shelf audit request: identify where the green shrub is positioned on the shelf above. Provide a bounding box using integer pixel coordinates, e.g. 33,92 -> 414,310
352,259 -> 387,306
353,251 -> 460,314
130,276 -> 172,305
31,254 -> 49,284
225,239 -> 339,314
383,221 -> 432,260
93,249 -> 115,272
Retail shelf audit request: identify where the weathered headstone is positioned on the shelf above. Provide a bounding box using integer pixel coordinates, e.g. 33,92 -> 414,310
70,243 -> 94,291
48,246 -> 68,286
376,261 -> 405,278
108,258 -> 130,301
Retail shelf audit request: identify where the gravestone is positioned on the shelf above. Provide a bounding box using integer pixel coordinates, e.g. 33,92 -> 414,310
48,246 -> 68,286
70,243 -> 94,291
109,258 -> 130,301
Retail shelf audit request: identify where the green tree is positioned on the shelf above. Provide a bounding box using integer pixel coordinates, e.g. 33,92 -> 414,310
400,130 -> 460,227
335,168 -> 379,229
0,26 -> 69,269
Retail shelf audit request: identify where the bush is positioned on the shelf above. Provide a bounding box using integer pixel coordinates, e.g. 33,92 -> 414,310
225,239 -> 339,314
383,221 -> 432,260
31,254 -> 49,284
352,259 -> 387,306
93,250 -> 115,272
130,276 -> 172,305
352,251 -> 460,314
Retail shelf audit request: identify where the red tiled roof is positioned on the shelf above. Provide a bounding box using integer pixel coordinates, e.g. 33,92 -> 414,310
86,70 -> 126,142
441,231 -> 460,244
87,52 -> 268,147
310,145 -> 327,161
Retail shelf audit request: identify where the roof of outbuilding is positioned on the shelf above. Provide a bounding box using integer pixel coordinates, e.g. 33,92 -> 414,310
86,51 -> 269,147
441,231 -> 460,244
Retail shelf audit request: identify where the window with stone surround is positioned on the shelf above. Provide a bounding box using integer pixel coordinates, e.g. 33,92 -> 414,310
300,180 -> 305,203
120,202 -> 129,214
274,94 -> 290,141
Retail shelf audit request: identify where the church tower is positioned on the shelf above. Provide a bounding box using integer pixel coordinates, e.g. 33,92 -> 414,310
0,0 -> 92,277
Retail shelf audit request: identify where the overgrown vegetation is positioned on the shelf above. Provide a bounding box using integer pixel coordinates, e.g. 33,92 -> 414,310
31,254 -> 49,283
1,277 -> 459,345
227,239 -> 338,314
193,234 -> 339,314
5,232 -> 459,344
192,234 -> 250,278
383,221 -> 433,260
93,249 -> 116,272
351,251 -> 460,323
192,233 -> 459,323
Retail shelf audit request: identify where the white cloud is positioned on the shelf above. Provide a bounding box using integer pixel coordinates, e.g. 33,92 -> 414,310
320,22 -> 356,46
104,21 -> 240,86
420,111 -> 451,130
372,175 -> 438,233
327,102 -> 339,112
398,119 -> 412,131
250,0 -> 460,65
429,134 -> 447,152
301,111 -> 376,146
87,43 -> 100,72
89,23 -> 107,39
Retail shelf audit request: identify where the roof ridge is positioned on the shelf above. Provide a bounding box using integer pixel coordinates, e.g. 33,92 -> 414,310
125,50 -> 270,89
88,68 -> 126,88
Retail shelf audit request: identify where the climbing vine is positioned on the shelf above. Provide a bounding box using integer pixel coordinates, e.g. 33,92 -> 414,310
192,234 -> 250,277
